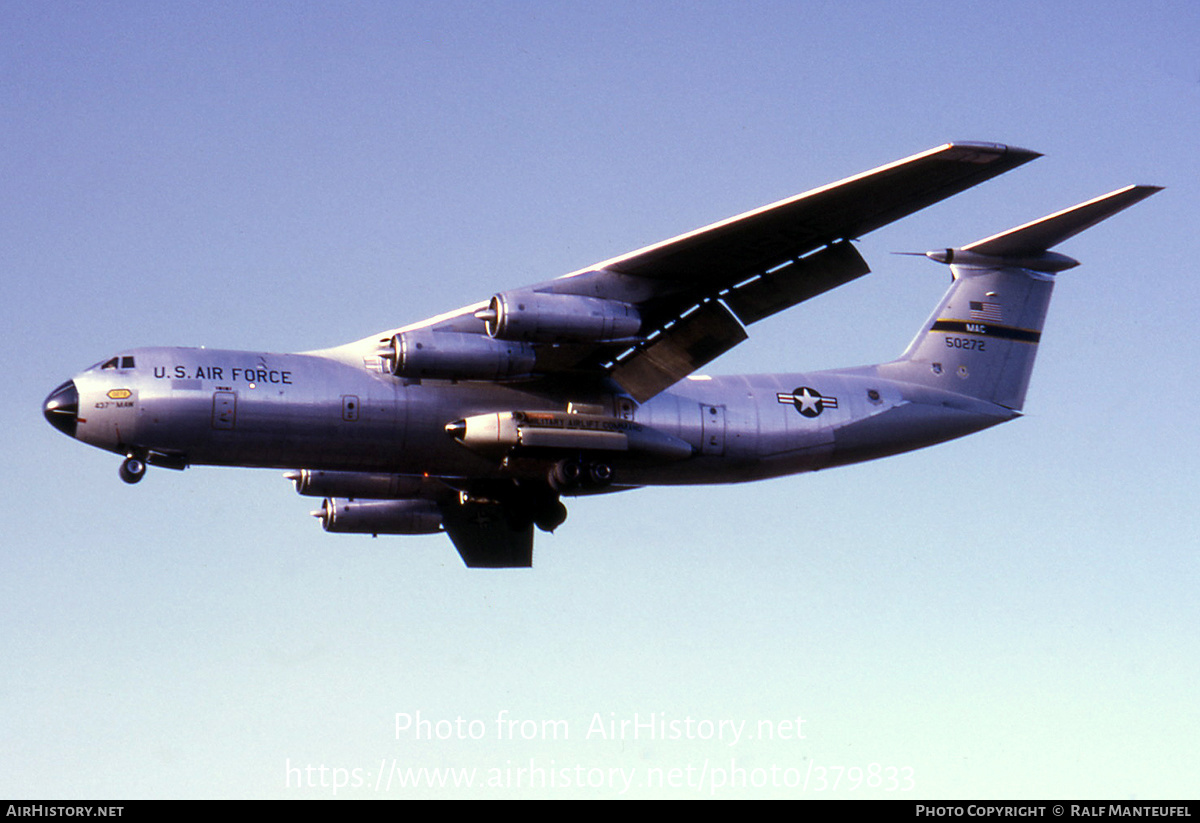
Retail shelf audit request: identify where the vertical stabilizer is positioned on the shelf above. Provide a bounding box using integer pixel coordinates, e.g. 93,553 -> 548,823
880,265 -> 1055,410
878,185 -> 1160,411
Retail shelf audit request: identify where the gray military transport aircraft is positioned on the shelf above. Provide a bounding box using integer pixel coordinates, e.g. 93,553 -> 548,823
42,143 -> 1158,567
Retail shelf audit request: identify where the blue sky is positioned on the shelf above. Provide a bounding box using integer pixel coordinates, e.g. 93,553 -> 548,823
4,1 -> 1198,798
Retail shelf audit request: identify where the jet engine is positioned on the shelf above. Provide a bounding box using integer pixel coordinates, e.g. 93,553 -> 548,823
383,330 -> 536,380
312,498 -> 443,535
476,292 -> 641,343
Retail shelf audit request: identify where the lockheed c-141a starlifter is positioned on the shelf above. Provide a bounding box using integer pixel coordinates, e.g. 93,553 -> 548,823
42,143 -> 1159,566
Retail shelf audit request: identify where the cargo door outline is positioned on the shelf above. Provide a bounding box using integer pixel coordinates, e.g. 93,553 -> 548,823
212,391 -> 237,430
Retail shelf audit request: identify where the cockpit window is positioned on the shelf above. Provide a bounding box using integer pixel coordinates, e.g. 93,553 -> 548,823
96,355 -> 135,370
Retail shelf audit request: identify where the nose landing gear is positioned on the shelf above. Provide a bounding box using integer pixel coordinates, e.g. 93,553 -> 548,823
119,455 -> 146,484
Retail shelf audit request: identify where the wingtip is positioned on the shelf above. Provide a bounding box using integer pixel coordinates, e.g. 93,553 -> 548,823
1104,183 -> 1164,205
1008,145 -> 1043,162
1125,185 -> 1165,207
946,141 -> 1043,162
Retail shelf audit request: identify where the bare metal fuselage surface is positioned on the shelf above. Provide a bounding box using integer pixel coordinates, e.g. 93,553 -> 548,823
65,347 -> 1013,484
42,143 -> 1158,566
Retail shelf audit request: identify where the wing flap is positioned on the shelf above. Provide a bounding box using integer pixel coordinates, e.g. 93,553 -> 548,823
610,301 -> 748,402
722,241 -> 871,325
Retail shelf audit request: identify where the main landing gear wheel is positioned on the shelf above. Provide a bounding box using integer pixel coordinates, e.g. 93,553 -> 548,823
119,456 -> 146,484
533,500 -> 568,533
549,459 -> 614,493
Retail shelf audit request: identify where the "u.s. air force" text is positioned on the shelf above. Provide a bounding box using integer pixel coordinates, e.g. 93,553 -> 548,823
154,365 -> 293,384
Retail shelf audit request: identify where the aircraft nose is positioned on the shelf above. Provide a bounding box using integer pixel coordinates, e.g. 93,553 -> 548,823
43,380 -> 79,438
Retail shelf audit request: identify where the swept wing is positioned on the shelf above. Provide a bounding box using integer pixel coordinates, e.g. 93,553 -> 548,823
372,142 -> 1038,402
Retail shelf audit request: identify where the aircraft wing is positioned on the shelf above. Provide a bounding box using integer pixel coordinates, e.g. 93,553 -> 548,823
580,142 -> 1039,284
376,142 -> 1039,402
589,142 -> 1039,400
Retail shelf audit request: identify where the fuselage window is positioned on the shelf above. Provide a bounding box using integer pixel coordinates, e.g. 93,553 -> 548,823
121,356 -> 136,369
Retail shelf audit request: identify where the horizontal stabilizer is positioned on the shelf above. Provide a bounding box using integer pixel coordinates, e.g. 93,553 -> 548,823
965,185 -> 1162,257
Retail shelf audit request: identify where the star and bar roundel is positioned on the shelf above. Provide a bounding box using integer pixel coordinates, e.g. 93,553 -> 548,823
776,386 -> 839,418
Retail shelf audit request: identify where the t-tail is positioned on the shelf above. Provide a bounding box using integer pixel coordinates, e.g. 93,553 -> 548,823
877,185 -> 1161,411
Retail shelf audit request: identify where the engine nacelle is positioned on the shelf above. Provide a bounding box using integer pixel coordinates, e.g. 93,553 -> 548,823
384,329 -> 536,380
479,292 -> 641,343
312,498 -> 443,535
445,409 -> 694,460
286,469 -> 436,499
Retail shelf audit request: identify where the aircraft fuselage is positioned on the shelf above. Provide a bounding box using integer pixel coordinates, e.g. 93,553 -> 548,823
55,345 -> 1015,488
